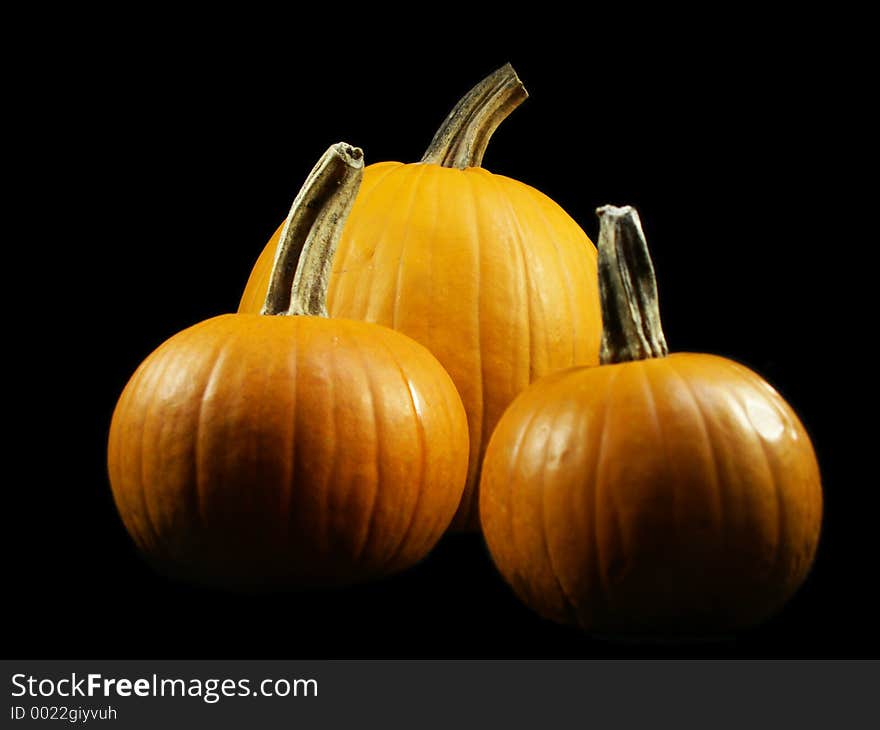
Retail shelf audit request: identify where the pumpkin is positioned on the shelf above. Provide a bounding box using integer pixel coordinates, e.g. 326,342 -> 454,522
108,143 -> 469,588
479,205 -> 822,634
240,64 -> 602,530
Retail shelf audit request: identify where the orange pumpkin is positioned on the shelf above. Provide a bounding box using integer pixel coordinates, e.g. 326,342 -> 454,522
479,205 -> 822,634
240,65 -> 602,530
108,144 -> 469,588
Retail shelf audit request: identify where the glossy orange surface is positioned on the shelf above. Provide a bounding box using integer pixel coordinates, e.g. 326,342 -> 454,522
240,162 -> 602,529
108,314 -> 469,588
479,353 -> 822,634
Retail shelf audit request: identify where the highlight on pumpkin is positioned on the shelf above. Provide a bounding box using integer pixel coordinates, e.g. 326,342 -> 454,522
479,204 -> 822,635
107,142 -> 470,590
240,64 -> 603,531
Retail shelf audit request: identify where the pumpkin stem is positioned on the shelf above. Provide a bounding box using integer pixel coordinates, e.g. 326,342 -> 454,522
420,63 -> 528,169
262,142 -> 364,317
597,205 -> 669,364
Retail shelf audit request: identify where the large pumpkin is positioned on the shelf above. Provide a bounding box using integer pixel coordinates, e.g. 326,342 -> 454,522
108,144 -> 469,588
240,65 -> 602,529
479,205 -> 823,634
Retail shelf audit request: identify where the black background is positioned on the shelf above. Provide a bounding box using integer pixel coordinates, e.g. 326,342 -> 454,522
12,13 -> 872,659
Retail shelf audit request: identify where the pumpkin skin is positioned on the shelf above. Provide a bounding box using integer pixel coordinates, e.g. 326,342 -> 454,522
108,312 -> 469,588
480,346 -> 822,634
240,162 -> 601,529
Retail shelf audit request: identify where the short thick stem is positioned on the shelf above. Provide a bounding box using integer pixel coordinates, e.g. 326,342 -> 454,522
596,205 -> 668,364
262,143 -> 364,317
420,63 -> 528,169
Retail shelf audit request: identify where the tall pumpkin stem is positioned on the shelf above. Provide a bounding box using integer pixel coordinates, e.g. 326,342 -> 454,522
420,63 -> 528,169
262,142 -> 364,317
596,205 -> 669,364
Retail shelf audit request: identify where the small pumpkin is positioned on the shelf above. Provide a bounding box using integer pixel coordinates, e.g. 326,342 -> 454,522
240,64 -> 602,530
479,205 -> 822,634
108,143 -> 469,589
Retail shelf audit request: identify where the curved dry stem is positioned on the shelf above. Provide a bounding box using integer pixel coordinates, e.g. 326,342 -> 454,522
421,63 -> 528,169
262,142 -> 364,317
596,205 -> 669,364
